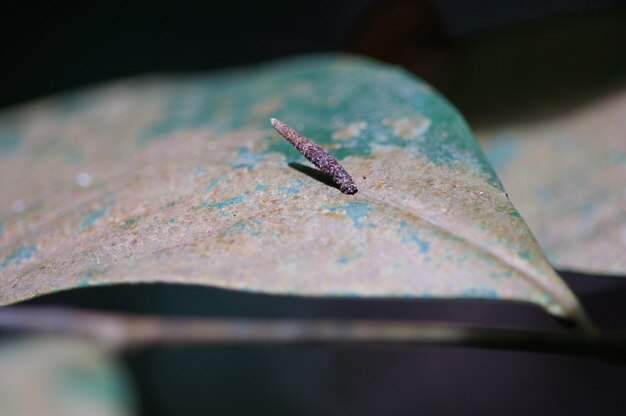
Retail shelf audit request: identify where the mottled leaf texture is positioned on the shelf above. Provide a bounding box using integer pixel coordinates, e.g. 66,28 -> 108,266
480,88 -> 626,275
0,337 -> 136,416
0,55 -> 584,321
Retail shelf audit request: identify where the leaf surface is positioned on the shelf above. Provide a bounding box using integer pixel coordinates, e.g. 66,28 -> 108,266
480,88 -> 626,275
0,55 -> 584,320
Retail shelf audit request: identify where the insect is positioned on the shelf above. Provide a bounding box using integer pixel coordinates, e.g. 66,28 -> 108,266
270,118 -> 358,195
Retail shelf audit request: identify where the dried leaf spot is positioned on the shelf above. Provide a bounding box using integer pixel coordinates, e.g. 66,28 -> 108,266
203,177 -> 222,193
386,116 -> 431,140
324,202 -> 376,229
78,206 -> 108,231
1,245 -> 37,270
252,97 -> 282,116
231,147 -> 267,169
254,183 -> 268,192
461,287 -> 499,300
397,221 -> 431,253
274,178 -> 306,198
332,122 -> 368,140
120,216 -> 141,230
202,195 -> 245,210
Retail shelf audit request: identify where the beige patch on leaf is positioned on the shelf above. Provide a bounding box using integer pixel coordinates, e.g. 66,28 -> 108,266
332,121 -> 367,140
385,116 -> 431,140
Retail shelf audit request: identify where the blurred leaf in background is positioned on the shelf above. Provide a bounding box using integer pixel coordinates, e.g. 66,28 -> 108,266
479,86 -> 626,275
0,336 -> 136,416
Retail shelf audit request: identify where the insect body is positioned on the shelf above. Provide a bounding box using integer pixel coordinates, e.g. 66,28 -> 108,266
270,118 -> 358,195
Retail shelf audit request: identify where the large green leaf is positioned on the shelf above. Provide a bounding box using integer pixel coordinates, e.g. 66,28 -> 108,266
479,88 -> 626,275
0,337 -> 136,416
0,55 -> 584,321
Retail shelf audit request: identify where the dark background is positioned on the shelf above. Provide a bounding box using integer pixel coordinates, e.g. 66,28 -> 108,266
3,1 -> 626,415
3,0 -> 626,125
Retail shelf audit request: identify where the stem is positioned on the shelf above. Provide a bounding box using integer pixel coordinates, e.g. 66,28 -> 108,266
0,306 -> 623,358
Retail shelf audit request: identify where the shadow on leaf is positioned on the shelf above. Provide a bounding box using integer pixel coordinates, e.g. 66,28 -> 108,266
288,162 -> 340,191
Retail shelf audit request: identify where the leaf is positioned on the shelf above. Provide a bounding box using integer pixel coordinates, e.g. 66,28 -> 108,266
479,88 -> 626,275
0,55 -> 584,321
0,336 -> 136,416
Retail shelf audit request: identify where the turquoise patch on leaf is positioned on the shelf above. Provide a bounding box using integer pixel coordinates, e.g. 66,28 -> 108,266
1,245 -> 37,270
326,201 -> 375,229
